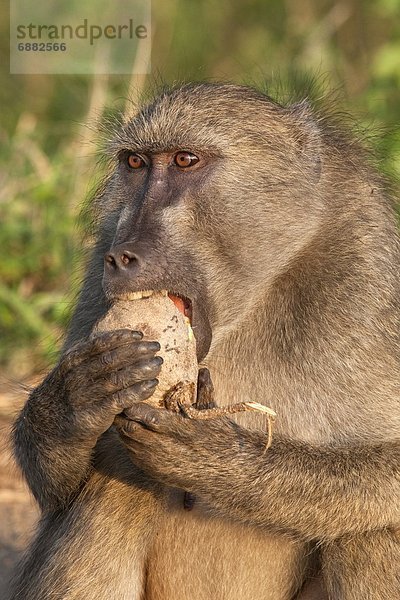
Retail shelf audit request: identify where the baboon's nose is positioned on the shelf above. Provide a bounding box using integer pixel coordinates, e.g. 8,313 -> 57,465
104,243 -> 141,277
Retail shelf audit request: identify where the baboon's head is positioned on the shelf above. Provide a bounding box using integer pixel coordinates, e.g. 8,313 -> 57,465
100,83 -> 324,360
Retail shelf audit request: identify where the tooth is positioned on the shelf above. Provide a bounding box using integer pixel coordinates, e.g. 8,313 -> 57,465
125,291 -> 153,300
127,292 -> 145,300
123,290 -> 169,301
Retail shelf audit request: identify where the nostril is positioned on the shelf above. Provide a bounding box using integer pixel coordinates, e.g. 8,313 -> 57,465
104,253 -> 117,268
104,247 -> 140,272
121,251 -> 136,266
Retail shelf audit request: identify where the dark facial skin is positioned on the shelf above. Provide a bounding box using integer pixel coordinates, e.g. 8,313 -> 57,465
102,148 -> 213,361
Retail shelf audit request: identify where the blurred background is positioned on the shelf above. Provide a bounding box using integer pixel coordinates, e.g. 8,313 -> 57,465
1,0 -> 400,379
0,0 -> 399,590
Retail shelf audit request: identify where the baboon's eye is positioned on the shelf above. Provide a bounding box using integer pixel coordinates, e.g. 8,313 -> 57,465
174,151 -> 199,168
127,153 -> 146,169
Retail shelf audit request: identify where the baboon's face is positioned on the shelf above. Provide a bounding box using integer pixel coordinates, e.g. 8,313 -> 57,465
101,85 -> 323,360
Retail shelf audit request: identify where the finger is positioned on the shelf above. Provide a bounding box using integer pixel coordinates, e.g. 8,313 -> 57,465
123,402 -> 193,438
112,379 -> 159,410
116,424 -> 158,452
81,342 -> 162,377
60,330 -> 145,374
114,415 -> 141,435
195,368 -> 216,410
123,402 -> 168,431
103,357 -> 163,392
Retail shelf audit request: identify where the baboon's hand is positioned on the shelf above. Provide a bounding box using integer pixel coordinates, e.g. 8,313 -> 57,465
13,329 -> 162,509
54,329 -> 162,443
114,367 -> 236,490
115,403 -> 237,491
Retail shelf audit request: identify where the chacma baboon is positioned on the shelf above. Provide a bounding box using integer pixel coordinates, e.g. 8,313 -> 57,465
8,83 -> 400,600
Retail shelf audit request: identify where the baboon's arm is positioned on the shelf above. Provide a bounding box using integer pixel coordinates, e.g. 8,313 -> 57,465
13,330 -> 162,511
6,431 -> 161,600
13,382 -> 94,511
117,404 -> 400,541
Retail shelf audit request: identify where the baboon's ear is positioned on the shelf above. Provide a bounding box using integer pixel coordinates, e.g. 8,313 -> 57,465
288,100 -> 322,182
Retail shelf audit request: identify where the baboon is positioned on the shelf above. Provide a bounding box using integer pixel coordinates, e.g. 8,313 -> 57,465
8,83 -> 400,600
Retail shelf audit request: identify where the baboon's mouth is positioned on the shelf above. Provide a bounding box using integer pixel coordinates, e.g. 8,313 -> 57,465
167,293 -> 193,323
116,289 -> 193,325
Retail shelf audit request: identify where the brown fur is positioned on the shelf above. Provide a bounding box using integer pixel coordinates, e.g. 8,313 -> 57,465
7,83 -> 400,599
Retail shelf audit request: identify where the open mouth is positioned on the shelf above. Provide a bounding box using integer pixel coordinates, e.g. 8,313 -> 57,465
118,289 -> 193,325
167,293 -> 193,322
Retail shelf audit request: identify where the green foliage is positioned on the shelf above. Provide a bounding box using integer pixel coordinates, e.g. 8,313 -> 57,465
0,128 -> 80,373
0,0 -> 399,376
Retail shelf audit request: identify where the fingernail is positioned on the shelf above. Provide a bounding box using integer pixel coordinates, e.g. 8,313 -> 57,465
143,378 -> 158,389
